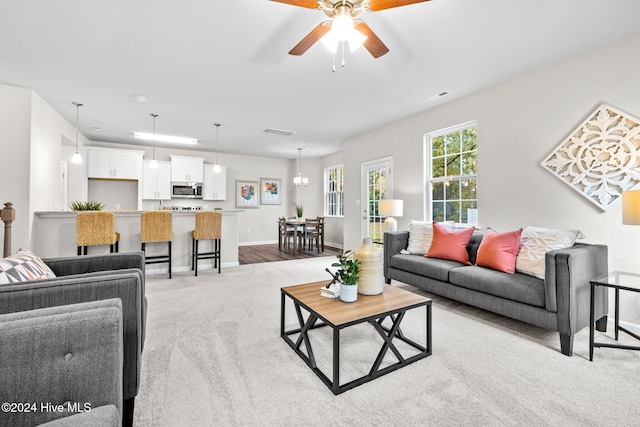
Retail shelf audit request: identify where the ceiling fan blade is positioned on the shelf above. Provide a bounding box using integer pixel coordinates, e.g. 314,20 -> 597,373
368,0 -> 430,12
271,0 -> 320,9
289,22 -> 331,55
355,22 -> 389,58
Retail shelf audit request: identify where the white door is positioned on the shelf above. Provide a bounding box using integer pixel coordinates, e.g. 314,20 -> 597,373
361,157 -> 393,243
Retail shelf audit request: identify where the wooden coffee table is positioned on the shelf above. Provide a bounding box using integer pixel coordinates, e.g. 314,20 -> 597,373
280,281 -> 432,395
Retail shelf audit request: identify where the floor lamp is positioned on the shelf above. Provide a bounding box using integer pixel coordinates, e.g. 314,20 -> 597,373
379,199 -> 403,232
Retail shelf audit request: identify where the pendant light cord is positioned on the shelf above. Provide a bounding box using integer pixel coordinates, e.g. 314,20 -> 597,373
215,123 -> 220,164
73,102 -> 82,152
150,113 -> 158,161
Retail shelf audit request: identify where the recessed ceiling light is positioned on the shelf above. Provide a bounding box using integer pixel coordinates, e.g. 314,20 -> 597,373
429,91 -> 450,101
134,132 -> 198,145
92,126 -> 102,131
132,94 -> 146,103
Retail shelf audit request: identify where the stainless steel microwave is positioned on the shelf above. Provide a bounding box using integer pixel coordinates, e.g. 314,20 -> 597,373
172,183 -> 202,199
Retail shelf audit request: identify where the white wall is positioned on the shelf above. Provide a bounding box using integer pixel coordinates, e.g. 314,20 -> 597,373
0,85 -> 32,252
29,92 -> 82,212
342,33 -> 640,321
0,85 -> 85,252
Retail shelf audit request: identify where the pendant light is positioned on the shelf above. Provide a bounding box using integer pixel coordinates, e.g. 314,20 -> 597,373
293,148 -> 308,187
71,102 -> 83,164
149,113 -> 158,169
213,123 -> 221,173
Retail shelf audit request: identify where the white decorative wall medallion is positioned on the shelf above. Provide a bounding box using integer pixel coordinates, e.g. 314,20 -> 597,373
541,103 -> 640,211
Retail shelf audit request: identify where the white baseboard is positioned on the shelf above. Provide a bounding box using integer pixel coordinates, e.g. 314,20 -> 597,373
239,240 -> 343,249
145,262 -> 238,276
607,318 -> 640,336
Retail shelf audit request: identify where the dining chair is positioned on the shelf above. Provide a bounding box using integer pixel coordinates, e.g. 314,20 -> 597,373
278,217 -> 296,251
76,211 -> 120,255
316,216 -> 325,252
302,218 -> 321,252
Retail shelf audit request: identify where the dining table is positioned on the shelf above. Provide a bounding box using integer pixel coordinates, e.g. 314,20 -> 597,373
286,218 -> 306,254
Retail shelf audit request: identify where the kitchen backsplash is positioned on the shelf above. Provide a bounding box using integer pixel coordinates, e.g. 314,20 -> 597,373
87,179 -> 138,210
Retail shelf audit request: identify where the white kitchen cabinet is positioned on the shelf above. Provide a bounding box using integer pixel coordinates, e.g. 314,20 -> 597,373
142,160 -> 171,200
170,155 -> 204,183
87,147 -> 144,180
203,164 -> 226,200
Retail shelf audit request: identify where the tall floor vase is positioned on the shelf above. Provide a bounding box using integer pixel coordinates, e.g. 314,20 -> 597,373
354,238 -> 384,295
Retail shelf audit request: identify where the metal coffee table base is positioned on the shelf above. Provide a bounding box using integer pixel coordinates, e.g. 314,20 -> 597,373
280,292 -> 432,395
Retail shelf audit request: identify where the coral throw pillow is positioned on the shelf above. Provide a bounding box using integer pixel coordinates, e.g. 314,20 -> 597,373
475,228 -> 523,274
425,222 -> 475,265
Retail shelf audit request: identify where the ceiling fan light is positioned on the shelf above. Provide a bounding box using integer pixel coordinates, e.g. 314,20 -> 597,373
348,28 -> 367,52
332,13 -> 354,41
321,30 -> 339,53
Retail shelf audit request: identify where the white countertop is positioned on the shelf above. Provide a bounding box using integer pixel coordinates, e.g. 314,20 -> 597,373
34,210 -> 243,218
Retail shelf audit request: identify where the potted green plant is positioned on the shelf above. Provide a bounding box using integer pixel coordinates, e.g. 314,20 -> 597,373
293,202 -> 303,219
332,249 -> 361,302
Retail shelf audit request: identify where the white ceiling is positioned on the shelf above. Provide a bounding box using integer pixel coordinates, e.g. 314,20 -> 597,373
2,0 -> 640,159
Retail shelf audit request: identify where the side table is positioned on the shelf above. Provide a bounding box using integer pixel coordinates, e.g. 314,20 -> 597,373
590,271 -> 640,361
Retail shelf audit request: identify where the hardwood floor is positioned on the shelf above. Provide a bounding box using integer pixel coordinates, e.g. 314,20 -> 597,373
238,243 -> 340,265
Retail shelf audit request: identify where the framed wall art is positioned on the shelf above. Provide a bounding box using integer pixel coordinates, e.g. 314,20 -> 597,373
541,103 -> 640,211
236,180 -> 259,208
260,178 -> 281,205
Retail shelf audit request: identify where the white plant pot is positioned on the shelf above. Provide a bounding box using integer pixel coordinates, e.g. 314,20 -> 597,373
340,283 -> 358,303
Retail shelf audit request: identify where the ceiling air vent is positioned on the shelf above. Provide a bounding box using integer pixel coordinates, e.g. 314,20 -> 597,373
262,127 -> 296,137
429,91 -> 450,101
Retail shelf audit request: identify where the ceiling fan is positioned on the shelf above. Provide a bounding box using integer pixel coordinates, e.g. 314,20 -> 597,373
271,0 -> 431,58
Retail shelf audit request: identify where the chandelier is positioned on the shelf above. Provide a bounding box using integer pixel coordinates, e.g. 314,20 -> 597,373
294,148 -> 308,187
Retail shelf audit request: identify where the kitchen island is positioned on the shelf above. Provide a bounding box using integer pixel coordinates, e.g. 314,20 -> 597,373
32,210 -> 242,275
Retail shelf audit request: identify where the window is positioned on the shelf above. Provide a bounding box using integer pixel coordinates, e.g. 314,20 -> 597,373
427,122 -> 477,225
325,165 -> 344,217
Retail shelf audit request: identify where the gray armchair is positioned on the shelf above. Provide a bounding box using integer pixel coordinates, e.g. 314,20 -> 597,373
0,299 -> 123,427
0,251 -> 146,426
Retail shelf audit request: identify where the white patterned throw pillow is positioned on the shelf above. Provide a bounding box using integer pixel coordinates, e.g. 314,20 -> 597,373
515,226 -> 580,279
406,220 -> 456,255
0,249 -> 56,284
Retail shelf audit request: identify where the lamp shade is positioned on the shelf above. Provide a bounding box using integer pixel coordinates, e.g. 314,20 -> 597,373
379,199 -> 403,217
622,190 -> 640,225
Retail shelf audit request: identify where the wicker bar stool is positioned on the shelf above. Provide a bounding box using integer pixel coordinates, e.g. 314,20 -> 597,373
141,211 -> 172,279
192,211 -> 222,276
76,211 -> 120,255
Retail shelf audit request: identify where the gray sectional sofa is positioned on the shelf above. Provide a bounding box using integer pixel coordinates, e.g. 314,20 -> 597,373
384,231 -> 609,356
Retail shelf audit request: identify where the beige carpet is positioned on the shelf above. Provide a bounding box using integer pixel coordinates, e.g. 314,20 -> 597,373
134,258 -> 640,426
